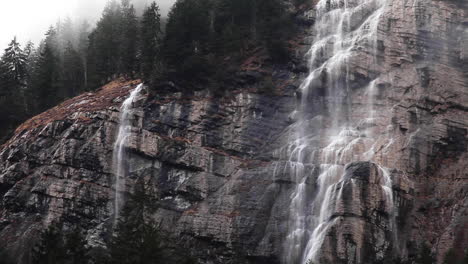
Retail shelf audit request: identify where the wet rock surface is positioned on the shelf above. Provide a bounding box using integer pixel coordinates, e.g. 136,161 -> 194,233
0,1 -> 467,263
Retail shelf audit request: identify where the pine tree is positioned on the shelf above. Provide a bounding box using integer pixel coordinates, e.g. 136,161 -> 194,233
109,184 -> 163,264
0,37 -> 28,141
56,17 -> 75,58
463,250 -> 468,264
119,0 -> 139,78
87,0 -> 123,88
33,224 -> 89,264
256,0 -> 292,62
33,224 -> 66,264
0,246 -> 14,264
108,182 -> 197,264
22,41 -> 39,114
214,0 -> 255,53
62,41 -> 85,98
163,0 -> 212,80
63,228 -> 89,264
77,20 -> 90,90
140,1 -> 162,80
443,248 -> 468,264
31,27 -> 61,112
417,244 -> 436,264
0,37 -> 28,84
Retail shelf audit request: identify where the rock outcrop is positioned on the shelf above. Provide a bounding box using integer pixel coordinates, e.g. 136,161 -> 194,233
0,0 -> 467,263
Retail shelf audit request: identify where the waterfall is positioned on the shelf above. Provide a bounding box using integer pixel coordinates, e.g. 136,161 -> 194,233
112,83 -> 144,221
280,0 -> 394,263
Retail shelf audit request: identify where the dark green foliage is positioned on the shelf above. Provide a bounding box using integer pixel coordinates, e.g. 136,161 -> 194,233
109,185 -> 162,264
213,0 -> 255,53
140,2 -> 162,80
108,183 -> 195,264
33,224 -> 66,264
64,228 -> 89,264
33,223 -> 89,264
119,0 -> 139,78
256,0 -> 293,62
0,246 -> 14,264
160,0 -> 295,89
181,54 -> 213,80
0,0 -> 298,144
0,37 -> 29,141
30,28 -> 61,112
163,0 -> 212,74
416,244 -> 436,264
212,0 -> 293,60
87,0 -> 123,87
109,215 -> 163,264
61,42 -> 86,98
444,248 -> 458,264
443,248 -> 468,264
86,0 -> 142,86
259,75 -> 275,94
21,23 -> 87,117
0,37 -> 27,82
77,21 -> 91,90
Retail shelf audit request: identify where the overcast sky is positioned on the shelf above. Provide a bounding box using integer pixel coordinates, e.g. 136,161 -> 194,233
0,0 -> 175,52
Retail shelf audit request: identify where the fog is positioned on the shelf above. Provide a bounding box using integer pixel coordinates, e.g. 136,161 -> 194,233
0,0 -> 176,52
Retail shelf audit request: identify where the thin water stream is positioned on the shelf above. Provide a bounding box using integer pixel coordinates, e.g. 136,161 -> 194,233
112,83 -> 144,221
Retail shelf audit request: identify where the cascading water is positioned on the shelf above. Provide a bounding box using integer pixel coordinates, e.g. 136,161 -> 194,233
279,0 -> 395,263
112,83 -> 144,221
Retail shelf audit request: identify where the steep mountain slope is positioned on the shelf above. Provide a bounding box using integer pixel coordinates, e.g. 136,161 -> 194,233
0,0 -> 467,264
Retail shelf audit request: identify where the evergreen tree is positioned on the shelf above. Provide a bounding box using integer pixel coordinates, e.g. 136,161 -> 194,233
108,183 -> 195,264
109,184 -> 163,264
443,248 -> 468,264
0,37 -> 27,83
62,41 -> 85,98
31,27 -> 61,112
0,246 -> 14,264
23,42 -> 41,114
77,20 -> 90,90
87,0 -> 123,88
119,0 -> 139,77
33,224 -> 66,264
86,31 -> 100,89
256,0 -> 292,62
214,0 -> 254,53
416,244 -> 436,264
163,0 -> 212,77
140,1 -> 162,80
33,224 -> 89,264
0,37 -> 28,141
463,250 -> 468,264
63,228 -> 89,264
56,17 -> 75,58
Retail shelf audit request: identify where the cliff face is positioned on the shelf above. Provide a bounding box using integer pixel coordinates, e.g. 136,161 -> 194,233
0,0 -> 467,264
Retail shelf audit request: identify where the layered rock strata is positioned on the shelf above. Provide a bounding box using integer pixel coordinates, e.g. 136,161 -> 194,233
0,0 -> 466,263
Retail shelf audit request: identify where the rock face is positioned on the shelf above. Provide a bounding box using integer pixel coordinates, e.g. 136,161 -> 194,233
0,0 -> 467,264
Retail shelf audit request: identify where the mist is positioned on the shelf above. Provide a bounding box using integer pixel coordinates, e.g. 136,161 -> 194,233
0,0 -> 176,52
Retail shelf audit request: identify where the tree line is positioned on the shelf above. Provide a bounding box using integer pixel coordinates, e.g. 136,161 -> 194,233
0,0 -> 162,142
0,0 -> 298,142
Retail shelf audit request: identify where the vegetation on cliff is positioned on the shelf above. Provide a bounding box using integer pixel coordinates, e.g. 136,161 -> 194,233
30,183 -> 195,264
0,0 -> 303,143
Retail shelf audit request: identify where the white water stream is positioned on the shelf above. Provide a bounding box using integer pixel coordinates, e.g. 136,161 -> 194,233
280,0 -> 395,263
112,83 -> 144,221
